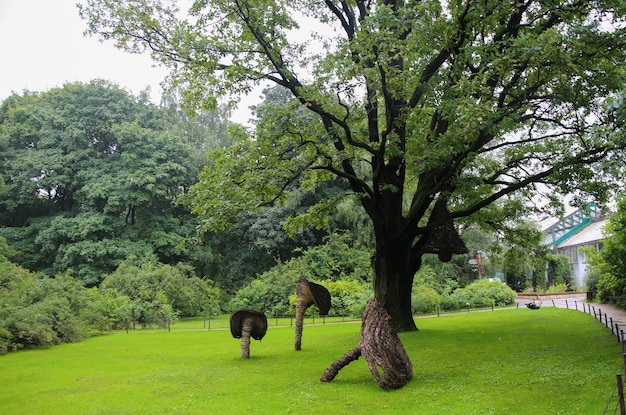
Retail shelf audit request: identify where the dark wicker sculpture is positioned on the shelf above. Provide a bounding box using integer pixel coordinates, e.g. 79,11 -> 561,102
419,199 -> 468,262
526,301 -> 541,310
230,308 -> 268,359
320,297 -> 413,390
295,275 -> 331,351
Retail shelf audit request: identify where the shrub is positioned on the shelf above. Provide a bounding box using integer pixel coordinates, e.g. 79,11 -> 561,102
0,327 -> 11,354
345,289 -> 373,317
0,262 -> 99,352
547,283 -> 569,293
412,285 -> 441,314
101,257 -> 221,323
442,288 -> 471,310
585,268 -> 601,296
443,279 -> 516,310
546,254 -> 572,287
230,273 -> 293,316
317,279 -> 371,317
229,233 -> 373,316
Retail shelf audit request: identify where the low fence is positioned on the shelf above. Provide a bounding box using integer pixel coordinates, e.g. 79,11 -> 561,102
603,346 -> 626,415
538,298 -> 626,415
194,313 -> 363,331
188,301 -> 530,331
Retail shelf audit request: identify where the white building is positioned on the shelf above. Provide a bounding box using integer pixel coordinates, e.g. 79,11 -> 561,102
542,204 -> 607,288
554,219 -> 607,288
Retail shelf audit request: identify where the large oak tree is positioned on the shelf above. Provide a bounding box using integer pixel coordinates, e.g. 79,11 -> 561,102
81,0 -> 626,333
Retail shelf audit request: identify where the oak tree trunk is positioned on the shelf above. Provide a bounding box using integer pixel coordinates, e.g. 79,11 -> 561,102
371,200 -> 467,332
373,233 -> 420,333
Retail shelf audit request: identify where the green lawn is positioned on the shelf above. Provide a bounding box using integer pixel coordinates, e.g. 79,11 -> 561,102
0,308 -> 621,415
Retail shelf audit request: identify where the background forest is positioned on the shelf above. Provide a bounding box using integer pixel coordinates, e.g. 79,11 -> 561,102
0,81 -> 597,353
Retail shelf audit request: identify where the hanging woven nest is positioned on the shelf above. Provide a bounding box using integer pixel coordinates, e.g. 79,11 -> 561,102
295,275 -> 331,350
419,199 -> 468,262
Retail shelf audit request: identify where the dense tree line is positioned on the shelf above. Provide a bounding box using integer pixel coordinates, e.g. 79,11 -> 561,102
0,81 -> 324,290
0,82 -> 244,352
0,81 -> 200,285
588,196 -> 626,306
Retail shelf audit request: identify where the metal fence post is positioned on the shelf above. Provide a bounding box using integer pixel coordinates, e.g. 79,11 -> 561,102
617,373 -> 625,415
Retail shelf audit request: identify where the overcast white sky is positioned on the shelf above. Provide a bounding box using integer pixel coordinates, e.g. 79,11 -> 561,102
0,0 -> 169,103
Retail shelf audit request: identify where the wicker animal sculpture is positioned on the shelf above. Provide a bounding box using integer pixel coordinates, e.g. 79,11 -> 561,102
526,301 -> 541,309
294,275 -> 331,351
320,297 -> 413,390
230,308 -> 268,358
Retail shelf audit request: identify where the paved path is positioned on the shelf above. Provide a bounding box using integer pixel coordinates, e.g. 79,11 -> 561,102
517,296 -> 626,342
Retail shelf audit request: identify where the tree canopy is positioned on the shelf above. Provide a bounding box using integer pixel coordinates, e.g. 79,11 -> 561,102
80,0 -> 626,334
0,81 -> 215,285
588,196 -> 626,305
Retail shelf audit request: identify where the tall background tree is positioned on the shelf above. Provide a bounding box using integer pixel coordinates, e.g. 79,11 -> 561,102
81,0 -> 626,331
0,81 -> 229,286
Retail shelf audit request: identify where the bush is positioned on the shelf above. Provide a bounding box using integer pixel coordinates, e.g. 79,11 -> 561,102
345,290 -> 373,317
4,308 -> 59,350
546,283 -> 569,293
585,268 -> 601,296
101,257 -> 221,324
315,279 -> 371,317
546,254 -> 572,288
412,285 -> 441,314
0,260 -> 107,352
443,279 -> 516,310
229,233 -> 373,316
0,327 -> 11,354
442,289 -> 471,311
229,273 -> 293,316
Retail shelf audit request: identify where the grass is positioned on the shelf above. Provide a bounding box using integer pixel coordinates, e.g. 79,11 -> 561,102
168,313 -> 361,331
0,308 -> 622,415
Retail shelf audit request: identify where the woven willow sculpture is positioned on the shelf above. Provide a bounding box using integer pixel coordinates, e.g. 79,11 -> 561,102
320,297 -> 413,390
294,275 -> 331,351
229,308 -> 268,359
419,199 -> 468,262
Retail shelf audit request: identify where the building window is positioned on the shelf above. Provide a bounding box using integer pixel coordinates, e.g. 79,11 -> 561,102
567,247 -> 578,264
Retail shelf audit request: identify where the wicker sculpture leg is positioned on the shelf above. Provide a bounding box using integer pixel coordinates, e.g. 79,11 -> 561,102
320,346 -> 362,382
295,276 -> 331,351
240,317 -> 253,359
320,297 -> 413,390
294,303 -> 307,351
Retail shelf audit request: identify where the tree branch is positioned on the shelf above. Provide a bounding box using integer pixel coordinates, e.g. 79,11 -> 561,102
451,146 -> 611,219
